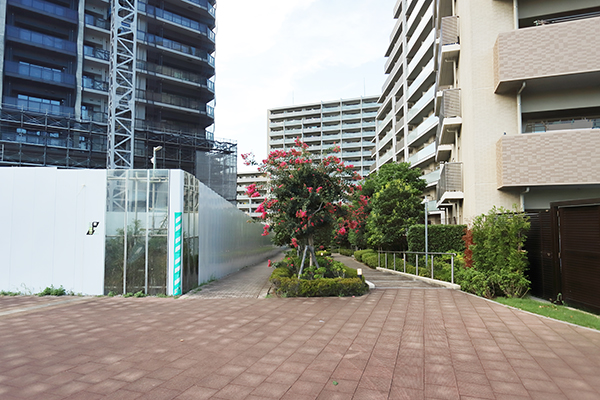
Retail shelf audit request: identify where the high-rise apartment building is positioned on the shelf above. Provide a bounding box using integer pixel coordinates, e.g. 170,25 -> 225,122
373,0 -> 443,222
377,0 -> 600,224
236,169 -> 267,219
267,96 -> 379,179
433,0 -> 600,223
0,0 -> 237,201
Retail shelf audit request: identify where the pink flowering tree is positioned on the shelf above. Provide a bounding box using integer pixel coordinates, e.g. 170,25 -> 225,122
244,138 -> 360,275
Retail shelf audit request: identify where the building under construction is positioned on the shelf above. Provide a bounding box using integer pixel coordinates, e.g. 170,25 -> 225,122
0,0 -> 237,202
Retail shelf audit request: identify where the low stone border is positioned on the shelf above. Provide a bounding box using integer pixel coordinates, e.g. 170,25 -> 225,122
375,267 -> 461,290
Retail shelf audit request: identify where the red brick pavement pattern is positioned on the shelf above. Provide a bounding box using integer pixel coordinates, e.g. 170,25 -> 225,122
1,290 -> 600,399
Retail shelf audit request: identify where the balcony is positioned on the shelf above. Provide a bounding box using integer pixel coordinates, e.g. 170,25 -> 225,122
179,0 -> 215,17
422,169 -> 441,186
5,26 -> 76,54
436,88 -> 461,146
3,96 -> 75,117
137,31 -> 215,67
8,0 -> 77,22
139,2 -> 215,42
135,119 -> 208,136
436,16 -> 460,89
436,162 -> 463,204
407,114 -> 438,146
136,90 -> 212,115
84,45 -> 110,62
379,148 -> 394,165
494,16 -> 600,94
137,61 -> 213,90
406,85 -> 435,123
496,130 -> 600,188
4,61 -> 75,87
84,14 -> 109,30
408,142 -> 435,167
82,76 -> 108,92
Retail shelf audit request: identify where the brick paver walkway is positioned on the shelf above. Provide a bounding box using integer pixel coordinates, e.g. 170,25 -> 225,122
1,255 -> 600,399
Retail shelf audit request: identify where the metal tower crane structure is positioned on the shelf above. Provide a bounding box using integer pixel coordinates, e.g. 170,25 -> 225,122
107,0 -> 137,169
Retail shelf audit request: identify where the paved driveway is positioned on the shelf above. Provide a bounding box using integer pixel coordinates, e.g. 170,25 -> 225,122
1,256 -> 600,399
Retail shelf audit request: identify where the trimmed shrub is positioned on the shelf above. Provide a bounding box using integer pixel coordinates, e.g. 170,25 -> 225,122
354,249 -> 376,262
272,276 -> 368,297
407,224 -> 467,253
338,248 -> 354,256
362,253 -> 379,269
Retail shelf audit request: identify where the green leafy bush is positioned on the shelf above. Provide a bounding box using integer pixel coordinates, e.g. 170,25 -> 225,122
362,253 -> 379,269
269,258 -> 365,297
338,248 -> 354,256
272,277 -> 368,297
38,285 -> 66,296
407,224 -> 467,253
354,249 -> 376,262
456,206 -> 530,298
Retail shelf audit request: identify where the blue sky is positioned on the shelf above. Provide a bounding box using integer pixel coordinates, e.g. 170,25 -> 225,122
213,0 -> 394,170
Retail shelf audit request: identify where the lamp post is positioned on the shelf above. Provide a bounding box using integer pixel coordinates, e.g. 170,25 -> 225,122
423,195 -> 428,268
151,146 -> 162,170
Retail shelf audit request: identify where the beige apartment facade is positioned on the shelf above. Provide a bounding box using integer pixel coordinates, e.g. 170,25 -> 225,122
376,0 -> 600,225
434,0 -> 600,224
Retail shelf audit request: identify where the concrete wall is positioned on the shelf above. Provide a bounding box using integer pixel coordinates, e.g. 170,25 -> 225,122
195,175 -> 279,285
0,168 -> 107,294
457,0 -> 520,223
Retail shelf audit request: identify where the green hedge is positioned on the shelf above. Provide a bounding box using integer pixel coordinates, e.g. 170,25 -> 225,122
354,249 -> 376,262
271,277 -> 368,297
407,224 -> 467,253
362,253 -> 379,269
338,248 -> 354,256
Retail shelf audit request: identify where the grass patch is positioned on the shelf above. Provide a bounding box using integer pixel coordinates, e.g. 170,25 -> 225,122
495,296 -> 600,330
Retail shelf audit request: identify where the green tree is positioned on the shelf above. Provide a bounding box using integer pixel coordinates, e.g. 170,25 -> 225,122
363,163 -> 426,250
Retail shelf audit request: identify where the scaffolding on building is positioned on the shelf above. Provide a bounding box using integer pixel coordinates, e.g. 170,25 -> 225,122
0,105 -> 237,201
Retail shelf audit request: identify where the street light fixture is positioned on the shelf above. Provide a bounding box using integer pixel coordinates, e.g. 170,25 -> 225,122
151,146 -> 163,170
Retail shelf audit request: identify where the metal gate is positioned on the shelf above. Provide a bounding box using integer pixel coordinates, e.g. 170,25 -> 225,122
555,201 -> 600,313
525,210 -> 558,301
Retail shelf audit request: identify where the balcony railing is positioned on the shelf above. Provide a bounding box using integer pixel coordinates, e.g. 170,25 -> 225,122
407,115 -> 437,145
408,142 -> 435,166
180,0 -> 215,17
436,162 -> 463,202
136,90 -> 211,113
4,61 -> 75,86
136,61 -> 213,90
5,26 -> 76,53
134,119 -> 209,136
82,76 -> 108,92
436,88 -> 461,146
84,14 -> 109,30
84,45 -> 110,61
523,117 -> 600,133
138,31 -> 215,66
139,2 -> 215,41
8,0 -> 77,21
3,96 -> 75,117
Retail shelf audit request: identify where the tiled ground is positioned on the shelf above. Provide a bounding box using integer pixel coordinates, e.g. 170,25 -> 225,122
1,288 -> 600,399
